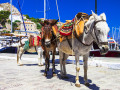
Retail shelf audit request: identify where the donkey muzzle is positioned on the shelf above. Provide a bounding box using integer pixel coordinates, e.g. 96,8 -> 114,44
45,41 -> 51,47
100,45 -> 109,55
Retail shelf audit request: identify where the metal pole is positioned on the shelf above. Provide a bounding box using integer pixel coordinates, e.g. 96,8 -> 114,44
44,0 -> 46,20
10,0 -> 12,33
95,0 -> 97,14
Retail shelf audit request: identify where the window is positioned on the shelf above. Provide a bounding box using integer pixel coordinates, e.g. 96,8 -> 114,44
31,25 -> 32,27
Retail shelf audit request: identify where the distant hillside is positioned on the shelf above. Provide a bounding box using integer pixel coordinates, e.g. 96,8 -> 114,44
0,2 -> 20,15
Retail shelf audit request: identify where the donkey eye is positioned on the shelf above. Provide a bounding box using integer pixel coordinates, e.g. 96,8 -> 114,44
97,30 -> 100,33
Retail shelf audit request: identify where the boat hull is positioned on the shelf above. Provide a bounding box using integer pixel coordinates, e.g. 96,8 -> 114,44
90,50 -> 120,57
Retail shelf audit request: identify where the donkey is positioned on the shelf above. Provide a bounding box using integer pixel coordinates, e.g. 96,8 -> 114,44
58,11 -> 110,87
39,19 -> 58,77
17,35 -> 44,66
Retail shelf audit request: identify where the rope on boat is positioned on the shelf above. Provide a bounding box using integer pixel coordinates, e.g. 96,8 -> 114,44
21,0 -> 24,10
17,0 -> 27,35
55,0 -> 61,22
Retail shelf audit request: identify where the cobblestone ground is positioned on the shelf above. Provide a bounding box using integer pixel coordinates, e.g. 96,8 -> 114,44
0,53 -> 120,90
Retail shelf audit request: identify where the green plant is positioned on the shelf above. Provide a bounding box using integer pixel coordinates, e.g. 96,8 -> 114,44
15,20 -> 21,22
12,22 -> 18,32
0,10 -> 10,26
37,23 -> 42,29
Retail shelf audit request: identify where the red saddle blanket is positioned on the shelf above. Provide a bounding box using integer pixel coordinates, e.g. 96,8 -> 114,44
29,35 -> 41,46
59,18 -> 75,36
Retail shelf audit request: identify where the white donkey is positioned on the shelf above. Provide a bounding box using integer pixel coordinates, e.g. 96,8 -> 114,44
17,36 -> 44,66
58,11 -> 110,87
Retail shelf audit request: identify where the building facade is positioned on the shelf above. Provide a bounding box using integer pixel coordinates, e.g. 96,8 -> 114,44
20,19 -> 39,35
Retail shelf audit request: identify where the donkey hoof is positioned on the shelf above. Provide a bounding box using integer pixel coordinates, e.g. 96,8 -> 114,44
85,83 -> 90,86
18,64 -> 23,66
52,73 -> 57,77
75,84 -> 80,87
43,73 -> 47,77
64,76 -> 69,79
38,64 -> 44,66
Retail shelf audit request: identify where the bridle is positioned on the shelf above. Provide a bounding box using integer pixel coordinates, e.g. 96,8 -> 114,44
92,20 -> 108,45
42,26 -> 57,45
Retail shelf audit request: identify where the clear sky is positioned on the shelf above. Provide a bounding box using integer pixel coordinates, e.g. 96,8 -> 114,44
1,0 -> 120,38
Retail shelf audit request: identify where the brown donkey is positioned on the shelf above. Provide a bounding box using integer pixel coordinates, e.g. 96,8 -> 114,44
40,19 -> 58,77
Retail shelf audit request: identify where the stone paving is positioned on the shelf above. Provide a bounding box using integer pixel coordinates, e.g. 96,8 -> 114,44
0,53 -> 120,90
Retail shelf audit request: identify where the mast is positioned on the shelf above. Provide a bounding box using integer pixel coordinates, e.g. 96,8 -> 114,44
44,0 -> 46,20
10,0 -> 12,33
95,0 -> 97,14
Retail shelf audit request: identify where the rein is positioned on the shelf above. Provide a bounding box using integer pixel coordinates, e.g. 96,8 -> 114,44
73,31 -> 93,46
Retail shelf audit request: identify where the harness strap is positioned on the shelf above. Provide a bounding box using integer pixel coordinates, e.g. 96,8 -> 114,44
35,46 -> 37,52
73,31 -> 93,46
66,36 -> 72,50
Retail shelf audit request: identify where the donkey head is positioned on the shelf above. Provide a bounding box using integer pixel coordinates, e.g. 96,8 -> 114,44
40,19 -> 58,47
85,11 -> 110,55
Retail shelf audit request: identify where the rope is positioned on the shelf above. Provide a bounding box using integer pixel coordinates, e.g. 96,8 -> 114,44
21,0 -> 24,10
47,0 -> 50,11
17,0 -> 27,35
55,0 -> 61,22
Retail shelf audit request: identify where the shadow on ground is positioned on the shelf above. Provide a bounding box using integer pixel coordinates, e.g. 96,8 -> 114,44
57,74 -> 100,90
22,64 -> 39,66
40,67 -> 100,90
40,68 -> 60,79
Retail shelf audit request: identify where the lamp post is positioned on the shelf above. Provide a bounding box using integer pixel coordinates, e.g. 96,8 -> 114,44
44,0 -> 46,20
10,0 -> 12,33
95,0 -> 97,14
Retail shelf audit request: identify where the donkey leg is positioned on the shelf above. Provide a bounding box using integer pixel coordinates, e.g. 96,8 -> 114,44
52,49 -> 56,77
17,47 -> 20,64
47,55 -> 50,71
44,58 -> 48,77
75,54 -> 80,87
44,52 -> 49,77
62,54 -> 69,78
37,47 -> 44,66
83,53 -> 90,86
59,51 -> 64,78
18,47 -> 25,66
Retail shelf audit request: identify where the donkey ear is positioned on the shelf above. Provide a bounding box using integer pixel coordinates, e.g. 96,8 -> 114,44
76,12 -> 82,19
100,13 -> 106,21
50,19 -> 59,26
39,21 -> 44,26
85,15 -> 94,26
91,10 -> 98,20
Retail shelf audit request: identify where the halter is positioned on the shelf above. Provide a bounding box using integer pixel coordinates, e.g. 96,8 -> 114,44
42,27 -> 57,46
93,20 -> 108,45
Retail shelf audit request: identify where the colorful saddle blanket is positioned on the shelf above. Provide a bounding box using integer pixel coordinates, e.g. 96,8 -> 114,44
59,19 -> 75,36
29,35 -> 41,46
59,12 -> 89,42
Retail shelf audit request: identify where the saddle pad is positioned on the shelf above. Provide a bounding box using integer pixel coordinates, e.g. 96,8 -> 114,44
59,21 -> 74,36
24,41 -> 29,50
52,25 -> 58,35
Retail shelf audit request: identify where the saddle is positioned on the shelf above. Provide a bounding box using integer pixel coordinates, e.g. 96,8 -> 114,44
59,12 -> 89,42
